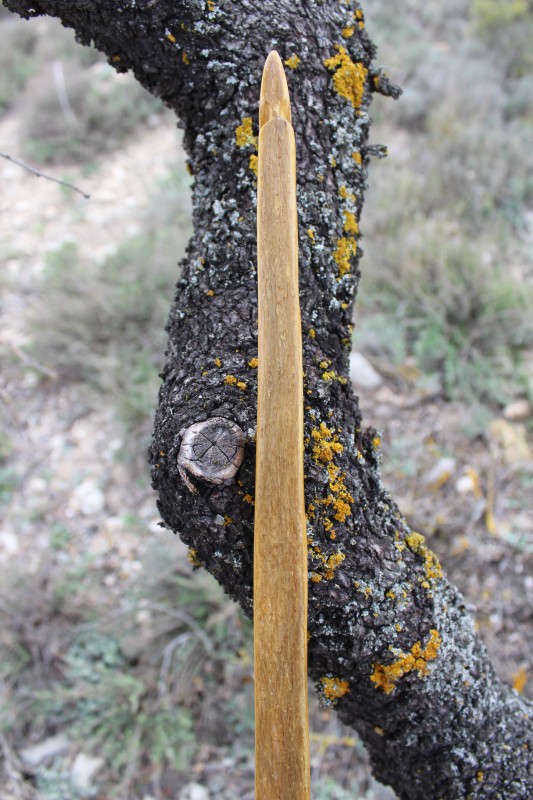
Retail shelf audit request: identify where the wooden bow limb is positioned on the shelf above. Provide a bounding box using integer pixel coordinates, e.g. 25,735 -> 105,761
254,51 -> 310,800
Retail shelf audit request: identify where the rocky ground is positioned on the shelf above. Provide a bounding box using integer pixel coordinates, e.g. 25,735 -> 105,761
1,39 -> 532,800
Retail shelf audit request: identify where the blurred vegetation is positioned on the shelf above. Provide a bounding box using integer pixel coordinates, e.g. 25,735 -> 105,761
0,539 -> 255,799
361,0 -> 533,410
1,2 -> 532,798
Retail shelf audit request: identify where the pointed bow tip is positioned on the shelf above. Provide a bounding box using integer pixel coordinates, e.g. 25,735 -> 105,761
259,50 -> 292,129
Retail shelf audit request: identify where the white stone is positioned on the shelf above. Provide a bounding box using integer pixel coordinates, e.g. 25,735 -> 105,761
71,753 -> 105,790
70,480 -> 105,516
421,457 -> 456,490
179,783 -> 209,800
349,352 -> 382,390
455,474 -> 475,494
503,399 -> 531,421
0,529 -> 19,559
20,734 -> 69,767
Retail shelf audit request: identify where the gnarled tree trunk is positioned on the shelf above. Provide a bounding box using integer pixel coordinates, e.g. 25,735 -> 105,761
4,1 -> 532,797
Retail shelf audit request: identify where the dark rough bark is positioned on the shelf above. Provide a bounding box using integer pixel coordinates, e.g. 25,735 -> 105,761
4,1 -> 532,798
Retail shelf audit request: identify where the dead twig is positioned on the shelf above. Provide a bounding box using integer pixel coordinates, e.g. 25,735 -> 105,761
0,151 -> 90,199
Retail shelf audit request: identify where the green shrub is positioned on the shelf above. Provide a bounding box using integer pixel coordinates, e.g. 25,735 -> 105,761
22,62 -> 164,164
472,0 -> 530,32
0,20 -> 38,112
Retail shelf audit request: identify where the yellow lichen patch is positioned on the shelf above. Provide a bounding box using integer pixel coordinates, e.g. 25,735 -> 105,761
477,772 -> 484,783
207,0 -> 216,10
224,374 -> 237,386
214,357 -> 222,367
223,515 -> 233,526
324,45 -> 368,109
243,493 -> 254,505
311,423 -> 344,463
374,726 -> 384,736
370,629 -> 442,694
339,185 -> 356,202
206,288 -> 215,297
342,26 -> 355,38
372,435 -> 381,448
355,8 -> 364,20
166,32 -> 176,43
307,228 -> 316,242
321,676 -> 351,702
319,360 -> 329,369
248,357 -> 259,368
352,151 -> 362,165
343,211 -> 359,235
235,116 -> 258,149
306,503 -> 316,520
187,548 -> 202,568
284,53 -> 301,70
236,381 -> 247,391
249,154 -> 258,176
333,236 -> 357,278
405,532 -> 443,584
373,75 -> 381,90
111,55 -> 121,63
309,327 -> 316,338
182,51 -> 190,65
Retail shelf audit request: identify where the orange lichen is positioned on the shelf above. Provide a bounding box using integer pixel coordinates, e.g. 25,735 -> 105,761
182,51 -> 190,65
324,551 -> 345,579
321,676 -> 350,702
324,45 -> 368,109
311,423 -> 344,463
235,117 -> 258,149
370,629 -> 442,694
342,26 -> 355,38
512,665 -> 528,694
243,493 -> 254,505
166,32 -> 176,43
284,54 -> 301,69
223,515 -> 233,526
405,532 -> 443,584
333,236 -> 357,278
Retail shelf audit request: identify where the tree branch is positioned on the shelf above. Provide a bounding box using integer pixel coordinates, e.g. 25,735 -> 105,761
3,1 -> 532,798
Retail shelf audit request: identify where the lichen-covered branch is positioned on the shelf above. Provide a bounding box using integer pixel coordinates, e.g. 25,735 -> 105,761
4,0 -> 532,797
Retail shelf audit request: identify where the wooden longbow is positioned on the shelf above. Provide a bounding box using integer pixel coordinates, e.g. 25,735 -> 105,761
254,51 -> 310,800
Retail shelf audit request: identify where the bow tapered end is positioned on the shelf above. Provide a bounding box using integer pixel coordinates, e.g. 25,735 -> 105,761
259,50 -> 292,129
